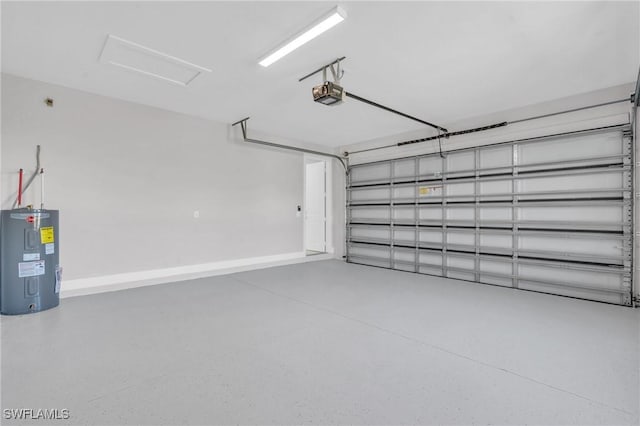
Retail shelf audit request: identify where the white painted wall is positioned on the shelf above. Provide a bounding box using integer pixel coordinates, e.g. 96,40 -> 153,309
1,74 -> 307,289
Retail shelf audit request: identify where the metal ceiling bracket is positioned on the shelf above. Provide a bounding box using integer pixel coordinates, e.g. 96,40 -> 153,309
231,116 -> 250,139
299,57 -> 346,83
231,117 -> 349,174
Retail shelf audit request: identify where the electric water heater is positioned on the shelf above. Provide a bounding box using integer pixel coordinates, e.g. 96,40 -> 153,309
0,208 -> 60,315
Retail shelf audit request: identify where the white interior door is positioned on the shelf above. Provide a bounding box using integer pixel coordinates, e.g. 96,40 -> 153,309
305,161 -> 326,252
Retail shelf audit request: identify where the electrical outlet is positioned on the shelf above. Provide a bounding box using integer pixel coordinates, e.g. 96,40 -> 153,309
193,210 -> 200,219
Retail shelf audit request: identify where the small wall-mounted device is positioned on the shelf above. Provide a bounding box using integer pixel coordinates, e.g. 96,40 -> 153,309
312,81 -> 344,106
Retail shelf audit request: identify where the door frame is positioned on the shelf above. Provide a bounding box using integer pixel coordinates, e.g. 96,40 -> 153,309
303,154 -> 333,254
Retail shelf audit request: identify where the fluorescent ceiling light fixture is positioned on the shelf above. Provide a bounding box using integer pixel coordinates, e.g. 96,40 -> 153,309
258,6 -> 347,67
99,35 -> 212,86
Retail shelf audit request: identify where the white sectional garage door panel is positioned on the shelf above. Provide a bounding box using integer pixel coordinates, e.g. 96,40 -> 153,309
347,127 -> 633,306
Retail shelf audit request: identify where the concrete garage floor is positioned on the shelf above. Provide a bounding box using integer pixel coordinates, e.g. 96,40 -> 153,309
2,260 -> 639,425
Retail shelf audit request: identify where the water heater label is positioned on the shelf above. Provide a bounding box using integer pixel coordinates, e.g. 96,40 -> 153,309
40,227 -> 55,244
23,253 -> 41,261
18,260 -> 45,278
45,243 -> 55,255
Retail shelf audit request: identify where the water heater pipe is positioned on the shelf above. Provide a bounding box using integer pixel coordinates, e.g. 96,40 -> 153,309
17,169 -> 23,208
12,145 -> 41,209
40,168 -> 45,210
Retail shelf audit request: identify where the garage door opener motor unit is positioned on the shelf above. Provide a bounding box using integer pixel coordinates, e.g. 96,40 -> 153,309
0,146 -> 61,315
312,58 -> 345,106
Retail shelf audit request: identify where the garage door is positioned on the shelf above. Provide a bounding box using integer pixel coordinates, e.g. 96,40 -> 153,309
346,125 -> 634,306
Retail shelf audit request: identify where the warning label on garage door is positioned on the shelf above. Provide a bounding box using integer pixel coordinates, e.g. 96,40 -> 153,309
419,186 -> 442,196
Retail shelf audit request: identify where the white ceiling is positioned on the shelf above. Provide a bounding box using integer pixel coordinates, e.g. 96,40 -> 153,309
2,1 -> 638,148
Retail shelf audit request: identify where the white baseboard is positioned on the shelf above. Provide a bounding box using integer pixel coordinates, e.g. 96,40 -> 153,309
61,251 -> 336,299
